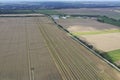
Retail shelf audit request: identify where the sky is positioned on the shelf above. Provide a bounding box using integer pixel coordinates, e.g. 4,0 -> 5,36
0,0 -> 119,2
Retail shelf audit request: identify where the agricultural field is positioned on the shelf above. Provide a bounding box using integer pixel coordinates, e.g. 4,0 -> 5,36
80,33 -> 120,51
56,18 -> 120,33
0,16 -> 62,80
55,18 -> 120,51
56,8 -> 120,20
0,14 -> 120,80
55,18 -> 120,67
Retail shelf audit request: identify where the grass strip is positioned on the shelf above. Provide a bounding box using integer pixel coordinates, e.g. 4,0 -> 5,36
102,49 -> 120,62
72,29 -> 120,36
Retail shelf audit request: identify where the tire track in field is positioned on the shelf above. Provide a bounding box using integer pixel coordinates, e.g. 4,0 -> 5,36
25,21 -> 34,80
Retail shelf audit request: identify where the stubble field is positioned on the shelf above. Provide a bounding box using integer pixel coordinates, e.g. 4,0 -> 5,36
0,15 -> 120,80
0,16 -> 62,80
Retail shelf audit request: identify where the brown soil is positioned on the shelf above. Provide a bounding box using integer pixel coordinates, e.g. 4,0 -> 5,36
80,33 -> 120,51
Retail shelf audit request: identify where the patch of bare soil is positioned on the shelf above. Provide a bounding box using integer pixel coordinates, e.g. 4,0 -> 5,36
80,33 -> 120,51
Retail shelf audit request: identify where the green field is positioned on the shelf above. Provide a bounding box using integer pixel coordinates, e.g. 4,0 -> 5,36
0,9 -> 62,15
103,49 -> 120,62
72,29 -> 120,36
97,16 -> 120,27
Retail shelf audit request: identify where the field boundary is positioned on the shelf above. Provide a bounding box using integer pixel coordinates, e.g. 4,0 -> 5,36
49,15 -> 120,72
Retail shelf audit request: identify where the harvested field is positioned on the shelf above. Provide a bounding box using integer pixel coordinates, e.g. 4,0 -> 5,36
36,17 -> 120,80
0,15 -> 120,80
56,8 -> 120,20
56,18 -> 120,33
80,33 -> 120,51
0,17 -> 62,80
